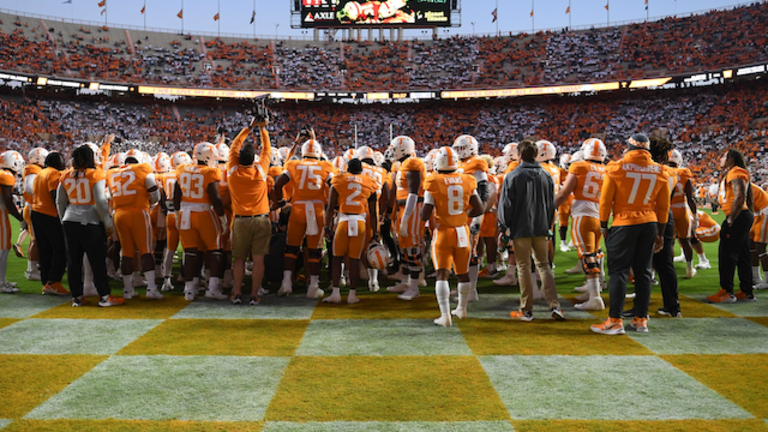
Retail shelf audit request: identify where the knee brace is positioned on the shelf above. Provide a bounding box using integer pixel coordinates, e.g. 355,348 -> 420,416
404,247 -> 422,267
690,235 -> 700,246
582,252 -> 601,275
470,255 -> 480,267
308,248 -> 322,264
284,245 -> 300,260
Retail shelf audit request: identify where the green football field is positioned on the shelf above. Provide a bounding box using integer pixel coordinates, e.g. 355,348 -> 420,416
1,210 -> 767,432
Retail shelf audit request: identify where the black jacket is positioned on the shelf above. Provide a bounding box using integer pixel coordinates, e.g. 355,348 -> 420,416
497,161 -> 555,239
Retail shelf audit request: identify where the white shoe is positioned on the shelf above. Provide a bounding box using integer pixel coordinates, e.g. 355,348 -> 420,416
386,282 -> 408,293
492,272 -> 518,286
754,280 -> 768,290
685,267 -> 697,279
277,281 -> 293,296
25,270 -> 41,281
146,288 -> 164,300
244,267 -> 252,277
754,277 -> 765,285
258,287 -> 269,296
386,268 -> 406,281
574,282 -> 588,293
0,283 -> 18,294
82,283 -> 98,297
575,292 -> 590,302
560,243 -> 571,253
368,279 -> 380,293
433,314 -> 452,327
124,289 -> 138,300
626,292 -> 636,299
306,287 -> 324,299
132,275 -> 147,287
184,287 -> 195,301
397,287 -> 420,301
574,297 -> 605,311
451,307 -> 467,320
673,253 -> 686,263
205,288 -> 227,300
417,277 -> 427,287
565,265 -> 582,275
695,260 -> 711,270
323,292 -> 342,303
568,240 -> 574,248
161,278 -> 174,292
467,289 -> 479,302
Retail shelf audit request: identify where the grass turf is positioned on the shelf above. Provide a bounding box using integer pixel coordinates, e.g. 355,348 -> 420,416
4,420 -> 265,432
511,419 -> 768,432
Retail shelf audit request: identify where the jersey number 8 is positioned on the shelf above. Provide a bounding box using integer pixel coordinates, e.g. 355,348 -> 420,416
447,185 -> 463,216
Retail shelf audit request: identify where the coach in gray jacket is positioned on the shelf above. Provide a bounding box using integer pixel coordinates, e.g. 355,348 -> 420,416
498,139 -> 564,321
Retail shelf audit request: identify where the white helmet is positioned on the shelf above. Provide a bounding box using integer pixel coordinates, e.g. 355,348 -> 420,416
356,146 -> 375,161
581,138 -> 607,163
433,146 -> 459,172
0,150 -> 25,174
536,140 -> 557,162
423,149 -> 439,172
388,136 -> 415,161
171,151 -> 192,169
366,241 -> 389,271
301,139 -> 322,159
140,152 -> 153,165
668,149 -> 683,166
28,148 -> 49,167
493,156 -> 508,175
452,135 -> 479,160
215,143 -> 230,162
194,142 -> 218,167
373,151 -> 385,167
107,152 -> 127,169
570,150 -> 584,164
270,148 -> 283,167
278,147 -> 291,161
332,156 -> 347,172
502,142 -> 519,163
559,153 -> 572,170
343,148 -> 356,162
153,152 -> 171,173
124,148 -> 143,162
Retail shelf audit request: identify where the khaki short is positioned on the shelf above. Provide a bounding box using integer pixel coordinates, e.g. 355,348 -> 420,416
232,216 -> 271,258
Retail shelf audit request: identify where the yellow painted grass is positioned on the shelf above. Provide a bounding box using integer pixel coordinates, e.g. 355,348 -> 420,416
662,354 -> 768,418
4,419 -> 264,432
117,319 -> 308,356
511,419 -> 768,432
747,317 -> 768,328
0,318 -> 20,329
311,293 -> 438,320
560,293 -> 737,319
457,318 -> 653,356
264,356 -> 509,422
0,354 -> 107,419
32,294 -> 190,320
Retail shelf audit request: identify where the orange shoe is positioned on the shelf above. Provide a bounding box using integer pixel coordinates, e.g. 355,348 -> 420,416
590,317 -> 625,335
43,282 -> 70,296
12,244 -> 25,258
98,295 -> 125,307
630,317 -> 648,333
707,289 -> 736,303
295,274 -> 306,284
734,290 -> 757,302
478,269 -> 490,279
510,310 -> 534,321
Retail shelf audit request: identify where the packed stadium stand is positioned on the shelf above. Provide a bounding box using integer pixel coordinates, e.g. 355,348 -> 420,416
2,2 -> 768,90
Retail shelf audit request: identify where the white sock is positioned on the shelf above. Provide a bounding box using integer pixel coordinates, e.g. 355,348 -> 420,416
408,274 -> 419,291
488,262 -> 496,273
698,253 -> 708,262
192,277 -> 199,290
122,275 -> 132,291
435,280 -> 450,315
162,249 -> 174,277
367,268 -> 378,281
145,270 -> 157,289
457,281 -> 472,310
753,266 -> 761,280
310,275 -> 320,289
184,280 -> 195,292
27,260 -> 35,273
331,287 -> 340,297
282,270 -> 292,284
587,277 -> 601,298
208,276 -> 220,292
686,261 -> 693,270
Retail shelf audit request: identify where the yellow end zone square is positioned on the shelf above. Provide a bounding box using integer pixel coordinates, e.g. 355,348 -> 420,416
0,318 -> 20,330
511,419 -> 768,432
4,419 -> 264,431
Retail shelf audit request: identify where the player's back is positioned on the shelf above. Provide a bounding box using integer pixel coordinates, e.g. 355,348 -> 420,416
22,164 -> 41,204
107,163 -> 152,211
751,183 -> 768,213
603,151 -> 669,226
571,160 -> 605,204
425,172 -> 477,228
670,167 -> 693,206
285,159 -> 334,203
458,156 -> 488,176
177,164 -> 221,205
333,172 -> 377,215
396,157 -> 426,200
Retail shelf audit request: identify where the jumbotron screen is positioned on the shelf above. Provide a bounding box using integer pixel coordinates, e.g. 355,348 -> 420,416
300,0 -> 451,27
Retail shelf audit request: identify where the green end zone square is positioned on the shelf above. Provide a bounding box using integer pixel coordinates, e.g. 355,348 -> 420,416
25,355 -> 290,421
0,295 -> 68,318
261,421 -> 515,431
627,318 -> 768,354
688,294 -> 768,317
295,319 -> 472,356
171,297 -> 317,320
0,319 -> 162,355
480,355 -> 752,420
468,294 -> 595,320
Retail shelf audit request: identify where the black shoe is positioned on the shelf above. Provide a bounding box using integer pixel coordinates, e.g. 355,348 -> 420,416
621,309 -> 635,318
550,306 -> 566,321
657,307 -> 682,318
72,296 -> 86,307
249,296 -> 261,306
230,294 -> 241,305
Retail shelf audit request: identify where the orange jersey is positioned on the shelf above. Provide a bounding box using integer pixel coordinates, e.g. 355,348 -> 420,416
458,156 -> 489,177
395,157 -> 426,200
424,172 -> 477,228
22,164 -> 41,204
31,167 -> 62,217
269,166 -> 293,201
599,150 -> 670,227
361,162 -> 386,194
504,160 -> 519,175
284,158 -> 335,203
543,162 -> 561,193
0,170 -> 14,189
157,172 -> 178,204
569,161 -> 605,219
176,164 -> 222,206
670,167 -> 693,207
107,163 -> 154,211
719,166 -> 750,216
752,183 -> 768,213
60,168 -> 105,206
332,172 -> 378,215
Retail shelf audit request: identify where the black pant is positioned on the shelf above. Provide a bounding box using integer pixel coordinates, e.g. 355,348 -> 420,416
31,211 -> 67,285
63,221 -> 110,298
654,211 -> 679,314
606,222 -> 657,319
719,209 -> 754,295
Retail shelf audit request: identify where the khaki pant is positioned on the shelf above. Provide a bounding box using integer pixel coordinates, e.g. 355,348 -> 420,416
512,236 -> 560,312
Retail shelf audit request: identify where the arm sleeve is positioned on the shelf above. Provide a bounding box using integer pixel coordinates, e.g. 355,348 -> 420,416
145,173 -> 160,205
93,180 -> 113,229
599,175 -> 616,223
228,127 -> 250,170
24,174 -> 36,196
655,181 -> 671,225
55,183 -> 69,219
474,170 -> 488,203
424,191 -> 434,205
259,127 -> 271,173
403,193 -> 418,219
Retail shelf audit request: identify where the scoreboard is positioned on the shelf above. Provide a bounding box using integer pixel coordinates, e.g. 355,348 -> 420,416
298,0 -> 451,28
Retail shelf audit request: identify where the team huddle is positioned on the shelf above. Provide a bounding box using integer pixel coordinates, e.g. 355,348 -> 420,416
0,115 -> 760,333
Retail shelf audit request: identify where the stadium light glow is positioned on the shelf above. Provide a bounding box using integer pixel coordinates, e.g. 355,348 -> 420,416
628,77 -> 673,88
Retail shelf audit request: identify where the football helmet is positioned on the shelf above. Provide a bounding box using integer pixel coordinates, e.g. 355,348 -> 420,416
194,142 -> 218,167
154,152 -> 171,173
388,136 -> 415,161
452,135 -> 479,160
559,153 -> 572,170
355,146 -> 375,161
124,148 -> 143,162
366,241 -> 389,271
423,149 -> 439,172
215,143 -> 230,162
0,150 -> 25,174
270,148 -> 283,167
373,151 -> 385,167
536,140 -> 557,162
28,148 -> 49,167
140,152 -> 153,165
107,152 -> 127,170
301,139 -> 322,159
433,146 -> 458,172
668,149 -> 683,166
502,142 -> 519,163
332,156 -> 347,172
278,147 -> 291,161
581,138 -> 607,163
343,148 -> 356,162
171,151 -> 192,169
570,150 -> 584,164
493,156 -> 508,175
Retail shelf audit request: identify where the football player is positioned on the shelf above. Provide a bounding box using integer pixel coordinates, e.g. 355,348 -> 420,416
667,149 -> 699,279
0,151 -> 25,293
160,151 -> 191,291
20,147 -> 48,281
357,145 -> 390,292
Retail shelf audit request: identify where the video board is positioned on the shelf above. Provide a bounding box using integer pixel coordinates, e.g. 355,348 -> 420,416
300,0 -> 451,27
